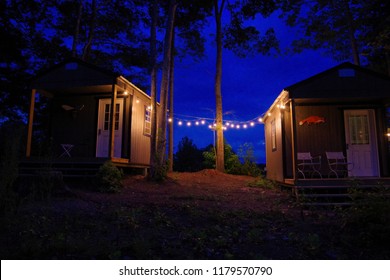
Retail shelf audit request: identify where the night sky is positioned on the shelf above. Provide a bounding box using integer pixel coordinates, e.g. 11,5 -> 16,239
171,14 -> 338,163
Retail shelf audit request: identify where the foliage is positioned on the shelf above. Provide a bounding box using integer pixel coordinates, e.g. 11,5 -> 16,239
237,143 -> 262,176
202,141 -> 261,176
247,176 -> 276,189
279,0 -> 390,73
174,137 -> 204,172
340,185 -> 390,256
96,161 -> 124,193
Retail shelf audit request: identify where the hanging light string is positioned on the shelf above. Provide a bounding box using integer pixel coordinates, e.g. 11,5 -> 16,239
169,112 -> 267,130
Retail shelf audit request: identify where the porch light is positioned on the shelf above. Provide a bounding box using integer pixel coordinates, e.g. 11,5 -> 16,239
123,90 -> 128,95
168,118 -> 172,122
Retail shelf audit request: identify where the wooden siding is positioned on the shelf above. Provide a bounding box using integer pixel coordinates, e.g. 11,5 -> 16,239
295,105 -> 345,176
282,106 -> 293,178
265,108 -> 284,182
130,90 -> 151,165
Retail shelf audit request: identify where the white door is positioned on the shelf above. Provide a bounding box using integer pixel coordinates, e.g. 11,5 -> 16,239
344,109 -> 379,177
96,99 -> 123,158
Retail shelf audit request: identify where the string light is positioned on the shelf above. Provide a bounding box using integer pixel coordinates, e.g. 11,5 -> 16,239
168,111 -> 272,132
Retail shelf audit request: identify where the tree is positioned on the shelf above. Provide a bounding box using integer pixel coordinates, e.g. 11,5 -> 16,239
211,0 -> 279,172
280,0 -> 390,72
152,0 -> 178,180
173,137 -> 203,172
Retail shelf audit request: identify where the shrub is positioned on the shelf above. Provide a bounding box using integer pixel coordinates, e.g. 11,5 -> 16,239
96,161 -> 124,193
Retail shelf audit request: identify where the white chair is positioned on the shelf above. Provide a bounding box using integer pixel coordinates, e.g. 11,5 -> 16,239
325,151 -> 353,178
297,152 -> 322,179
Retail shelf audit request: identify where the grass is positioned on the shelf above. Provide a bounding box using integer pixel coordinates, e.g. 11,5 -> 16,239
1,179 -> 390,259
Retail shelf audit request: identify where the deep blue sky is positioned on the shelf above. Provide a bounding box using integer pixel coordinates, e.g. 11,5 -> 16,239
170,14 -> 338,163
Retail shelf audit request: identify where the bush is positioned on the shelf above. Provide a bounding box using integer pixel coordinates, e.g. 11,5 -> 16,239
96,161 -> 124,193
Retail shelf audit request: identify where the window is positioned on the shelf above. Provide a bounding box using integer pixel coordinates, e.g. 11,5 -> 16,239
144,106 -> 151,136
103,103 -> 120,131
349,115 -> 369,145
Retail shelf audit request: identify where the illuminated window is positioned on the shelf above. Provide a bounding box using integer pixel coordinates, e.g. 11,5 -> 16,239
144,106 -> 151,136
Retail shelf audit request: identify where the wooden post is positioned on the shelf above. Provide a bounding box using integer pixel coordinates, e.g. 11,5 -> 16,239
109,83 -> 118,159
26,89 -> 36,157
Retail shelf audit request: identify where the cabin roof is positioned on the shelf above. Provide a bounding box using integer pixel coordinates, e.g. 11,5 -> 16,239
31,58 -> 149,99
264,63 -> 390,121
283,62 -> 390,101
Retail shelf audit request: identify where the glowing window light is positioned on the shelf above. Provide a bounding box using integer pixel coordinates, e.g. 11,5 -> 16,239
178,121 -> 183,126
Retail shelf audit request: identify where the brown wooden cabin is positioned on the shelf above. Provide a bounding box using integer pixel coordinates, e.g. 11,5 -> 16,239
263,62 -> 390,188
26,58 -> 154,173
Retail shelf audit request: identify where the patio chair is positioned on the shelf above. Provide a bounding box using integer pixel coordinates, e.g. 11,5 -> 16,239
297,152 -> 322,179
325,151 -> 353,178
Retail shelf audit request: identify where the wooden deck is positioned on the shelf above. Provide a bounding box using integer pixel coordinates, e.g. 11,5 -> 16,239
19,157 -> 149,179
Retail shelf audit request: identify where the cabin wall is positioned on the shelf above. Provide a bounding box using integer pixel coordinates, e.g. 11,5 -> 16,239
295,104 -> 345,176
265,108 -> 284,182
50,94 -> 98,157
129,90 -> 151,165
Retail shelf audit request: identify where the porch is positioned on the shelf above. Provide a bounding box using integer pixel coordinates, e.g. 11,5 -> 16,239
18,157 -> 149,180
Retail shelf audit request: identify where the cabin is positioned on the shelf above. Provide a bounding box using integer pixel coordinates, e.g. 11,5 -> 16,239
263,62 -> 390,189
25,58 -> 154,174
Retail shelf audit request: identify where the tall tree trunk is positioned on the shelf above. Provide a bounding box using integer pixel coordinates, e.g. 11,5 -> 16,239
342,0 -> 360,65
155,0 -> 177,179
72,1 -> 83,58
214,0 -> 225,172
148,0 -> 158,179
168,28 -> 175,172
82,0 -> 97,61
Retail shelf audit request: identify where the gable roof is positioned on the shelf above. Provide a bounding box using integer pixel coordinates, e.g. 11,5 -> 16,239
31,58 -> 120,93
284,62 -> 390,100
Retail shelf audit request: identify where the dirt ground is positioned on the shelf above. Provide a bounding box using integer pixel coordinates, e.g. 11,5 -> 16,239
2,170 -> 388,259
73,169 -> 298,214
